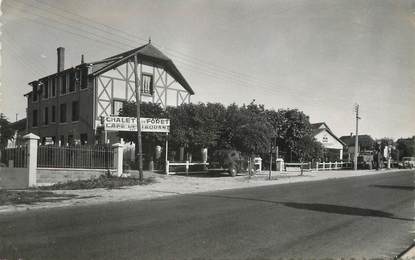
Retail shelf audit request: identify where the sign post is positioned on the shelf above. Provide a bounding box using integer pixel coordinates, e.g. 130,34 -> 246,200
133,55 -> 144,181
102,115 -> 170,177
165,133 -> 169,174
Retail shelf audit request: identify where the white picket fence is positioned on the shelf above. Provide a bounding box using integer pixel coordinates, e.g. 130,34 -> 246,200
315,161 -> 352,171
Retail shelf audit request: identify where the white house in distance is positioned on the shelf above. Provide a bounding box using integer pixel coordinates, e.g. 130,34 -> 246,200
311,122 -> 346,161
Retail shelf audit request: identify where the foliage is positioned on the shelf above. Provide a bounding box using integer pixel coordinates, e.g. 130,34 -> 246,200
266,108 -> 314,161
167,103 -> 226,150
118,102 -> 167,145
294,135 -> 324,161
115,100 -> 326,162
0,113 -> 14,149
222,101 -> 275,156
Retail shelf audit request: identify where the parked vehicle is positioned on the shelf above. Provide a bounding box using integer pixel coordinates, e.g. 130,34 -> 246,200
399,157 -> 415,169
209,149 -> 248,176
357,152 -> 373,169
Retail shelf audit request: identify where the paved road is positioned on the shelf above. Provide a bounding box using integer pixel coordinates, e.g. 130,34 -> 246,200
0,170 -> 414,259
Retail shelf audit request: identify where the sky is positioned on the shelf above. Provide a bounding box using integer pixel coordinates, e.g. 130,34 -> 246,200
1,0 -> 414,140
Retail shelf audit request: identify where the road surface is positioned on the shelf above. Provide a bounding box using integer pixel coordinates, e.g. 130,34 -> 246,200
0,170 -> 413,259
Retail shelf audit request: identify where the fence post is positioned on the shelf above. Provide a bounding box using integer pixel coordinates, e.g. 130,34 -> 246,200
335,161 -> 338,169
316,162 -> 319,171
165,160 -> 170,175
185,160 -> 189,176
322,161 -> 325,170
112,143 -> 123,177
23,133 -> 39,187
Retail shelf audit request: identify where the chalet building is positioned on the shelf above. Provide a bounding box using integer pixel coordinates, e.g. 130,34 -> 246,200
25,42 -> 194,145
311,122 -> 346,161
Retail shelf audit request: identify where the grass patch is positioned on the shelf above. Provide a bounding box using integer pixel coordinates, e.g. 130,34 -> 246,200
0,190 -> 77,206
40,174 -> 158,190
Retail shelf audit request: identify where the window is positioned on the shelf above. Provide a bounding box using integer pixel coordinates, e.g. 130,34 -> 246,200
69,71 -> 75,92
42,80 -> 48,99
51,78 -> 56,97
51,105 -> 56,122
141,74 -> 153,94
75,70 -> 80,89
60,103 -> 67,123
72,101 -> 79,121
32,109 -> 38,127
44,107 -> 49,125
112,100 -> 123,115
61,74 -> 67,94
80,67 -> 88,89
33,85 -> 38,102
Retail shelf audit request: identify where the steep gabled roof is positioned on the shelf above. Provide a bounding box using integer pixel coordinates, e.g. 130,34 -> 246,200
311,122 -> 330,131
340,135 -> 375,148
90,43 -> 194,95
311,122 -> 346,147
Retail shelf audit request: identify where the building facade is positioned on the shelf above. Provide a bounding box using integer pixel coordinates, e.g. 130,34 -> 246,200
311,122 -> 345,161
25,42 -> 194,145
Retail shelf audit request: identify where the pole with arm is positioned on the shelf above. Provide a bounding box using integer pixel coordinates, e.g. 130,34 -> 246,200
353,104 -> 360,171
133,55 -> 144,181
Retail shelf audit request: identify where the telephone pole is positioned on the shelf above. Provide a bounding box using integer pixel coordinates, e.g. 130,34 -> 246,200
133,54 -> 144,181
353,104 -> 361,171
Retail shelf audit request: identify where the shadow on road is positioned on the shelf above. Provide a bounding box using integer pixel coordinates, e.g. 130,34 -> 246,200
369,184 -> 415,191
194,194 -> 413,222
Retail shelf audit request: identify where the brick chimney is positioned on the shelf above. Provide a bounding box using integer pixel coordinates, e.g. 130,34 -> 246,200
57,47 -> 65,72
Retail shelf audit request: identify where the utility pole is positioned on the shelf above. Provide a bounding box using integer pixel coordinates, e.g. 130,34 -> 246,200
353,104 -> 361,170
133,54 -> 144,181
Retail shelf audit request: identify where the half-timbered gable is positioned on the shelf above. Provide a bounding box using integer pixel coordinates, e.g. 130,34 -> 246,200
91,42 -> 194,121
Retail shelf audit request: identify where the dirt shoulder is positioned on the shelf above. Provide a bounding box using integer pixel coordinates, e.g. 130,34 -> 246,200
0,169 -> 407,214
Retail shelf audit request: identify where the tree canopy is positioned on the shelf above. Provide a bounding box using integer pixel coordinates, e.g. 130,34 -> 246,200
0,114 -> 14,149
117,101 -> 324,161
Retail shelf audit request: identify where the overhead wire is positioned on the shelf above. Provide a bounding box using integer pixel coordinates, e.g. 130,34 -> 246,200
15,0 -> 291,91
4,0 -> 300,98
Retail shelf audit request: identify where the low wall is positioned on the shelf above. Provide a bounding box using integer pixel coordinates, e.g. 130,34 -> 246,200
0,167 -> 29,189
37,168 -> 115,185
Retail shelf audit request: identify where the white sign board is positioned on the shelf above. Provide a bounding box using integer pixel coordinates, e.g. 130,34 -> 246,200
103,116 -> 170,133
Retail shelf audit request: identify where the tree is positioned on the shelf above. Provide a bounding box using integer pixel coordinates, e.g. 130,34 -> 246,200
294,135 -> 324,162
0,114 -> 14,149
232,101 -> 275,156
266,108 -> 313,161
167,103 -> 226,160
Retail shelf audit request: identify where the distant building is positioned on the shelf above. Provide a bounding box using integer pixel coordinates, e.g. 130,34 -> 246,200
340,134 -> 375,161
25,42 -> 194,145
311,122 -> 345,161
